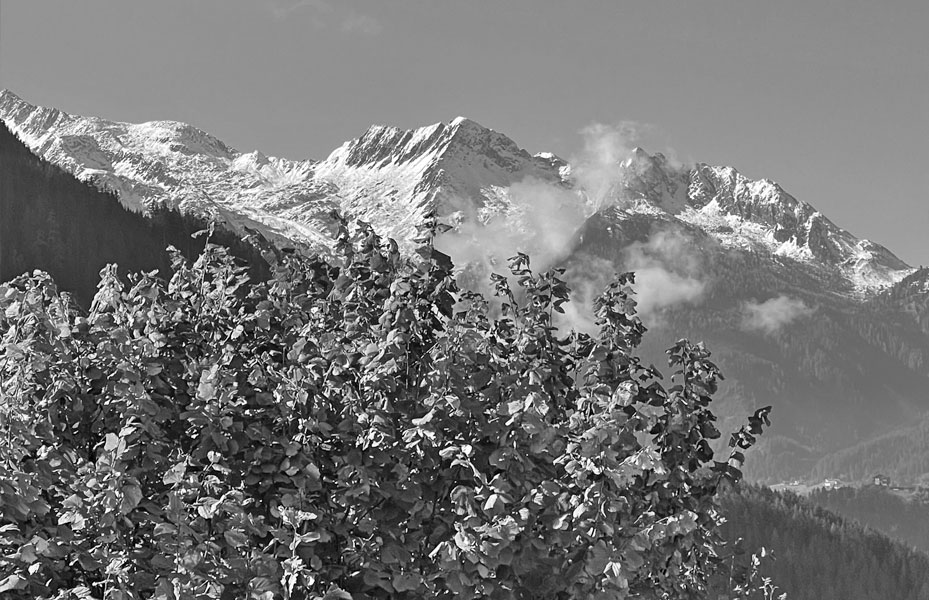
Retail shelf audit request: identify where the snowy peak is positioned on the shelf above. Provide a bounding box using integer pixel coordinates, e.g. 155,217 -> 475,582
322,116 -> 560,179
125,120 -> 234,160
688,163 -> 804,221
2,92 -> 573,255
580,144 -> 910,289
0,89 -> 24,108
618,149 -> 689,213
326,121 -> 447,169
314,116 -> 570,245
442,116 -> 546,174
678,161 -> 910,287
0,90 -> 332,248
321,117 -> 504,169
0,91 -> 229,162
1,89 -> 75,149
0,90 -> 914,290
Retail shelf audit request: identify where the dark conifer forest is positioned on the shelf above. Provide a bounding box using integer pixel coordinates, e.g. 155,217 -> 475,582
810,417 -> 929,485
719,486 -> 929,600
807,485 -> 929,554
0,122 -> 268,306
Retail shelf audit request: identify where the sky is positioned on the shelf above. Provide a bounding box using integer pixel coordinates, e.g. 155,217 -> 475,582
1,0 -> 927,266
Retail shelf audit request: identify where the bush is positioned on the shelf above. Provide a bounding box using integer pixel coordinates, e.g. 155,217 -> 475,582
0,219 -> 769,599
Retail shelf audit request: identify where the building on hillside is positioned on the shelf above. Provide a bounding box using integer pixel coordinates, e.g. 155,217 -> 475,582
872,474 -> 891,486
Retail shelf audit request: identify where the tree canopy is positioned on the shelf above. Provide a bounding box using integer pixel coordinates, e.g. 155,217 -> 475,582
0,218 -> 769,599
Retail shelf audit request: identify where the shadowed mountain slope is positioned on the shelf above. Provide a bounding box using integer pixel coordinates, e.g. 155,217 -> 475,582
0,121 -> 267,305
3,90 -> 929,482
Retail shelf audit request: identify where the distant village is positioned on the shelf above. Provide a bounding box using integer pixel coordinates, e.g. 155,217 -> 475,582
770,474 -> 929,499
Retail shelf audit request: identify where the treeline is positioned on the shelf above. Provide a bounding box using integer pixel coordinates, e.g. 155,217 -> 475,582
811,416 -> 929,485
872,267 -> 929,337
0,121 -> 268,305
807,486 -> 929,554
719,485 -> 929,600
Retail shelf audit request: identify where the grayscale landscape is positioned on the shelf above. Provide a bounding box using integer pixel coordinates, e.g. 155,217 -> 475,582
1,2 -> 927,599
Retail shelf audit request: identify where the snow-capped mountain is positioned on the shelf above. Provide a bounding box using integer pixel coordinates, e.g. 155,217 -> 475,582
581,148 -> 912,291
0,89 -> 912,292
5,89 -> 929,483
0,91 -> 569,257
311,115 -> 573,253
0,90 -> 335,250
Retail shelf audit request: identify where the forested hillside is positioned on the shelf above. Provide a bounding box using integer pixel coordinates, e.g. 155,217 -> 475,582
807,485 -> 929,554
811,416 -> 929,484
573,210 -> 929,485
0,122 -> 267,305
720,486 -> 929,600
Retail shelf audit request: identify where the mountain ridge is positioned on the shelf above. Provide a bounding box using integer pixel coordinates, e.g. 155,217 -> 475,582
0,89 -> 912,293
3,89 -> 928,483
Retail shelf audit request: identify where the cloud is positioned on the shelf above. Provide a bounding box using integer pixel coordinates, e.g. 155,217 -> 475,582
434,122 -> 695,333
570,121 -> 645,212
552,228 -> 707,334
266,0 -> 332,20
555,255 -> 617,334
741,295 -> 814,334
567,121 -> 693,215
622,229 -> 706,325
265,0 -> 382,34
341,12 -> 383,35
435,178 -> 587,288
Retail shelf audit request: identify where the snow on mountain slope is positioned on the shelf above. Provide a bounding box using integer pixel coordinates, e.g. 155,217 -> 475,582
314,116 -> 571,245
587,148 -> 912,291
0,90 -> 334,250
0,89 -> 913,291
679,163 -> 911,290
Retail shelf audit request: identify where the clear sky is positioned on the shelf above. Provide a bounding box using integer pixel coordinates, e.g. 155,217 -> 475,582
2,0 -> 927,266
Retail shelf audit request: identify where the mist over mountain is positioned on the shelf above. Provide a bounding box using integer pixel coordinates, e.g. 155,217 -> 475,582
2,90 -> 928,483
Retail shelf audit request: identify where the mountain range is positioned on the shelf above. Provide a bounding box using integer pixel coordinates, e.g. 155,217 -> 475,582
2,89 -> 928,483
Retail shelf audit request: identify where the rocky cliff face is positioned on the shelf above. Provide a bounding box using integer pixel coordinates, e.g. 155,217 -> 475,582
312,116 -> 570,247
2,90 -> 909,290
3,89 -> 928,482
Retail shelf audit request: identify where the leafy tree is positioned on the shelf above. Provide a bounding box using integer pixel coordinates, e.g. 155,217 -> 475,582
0,121 -> 269,306
0,218 -> 769,599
